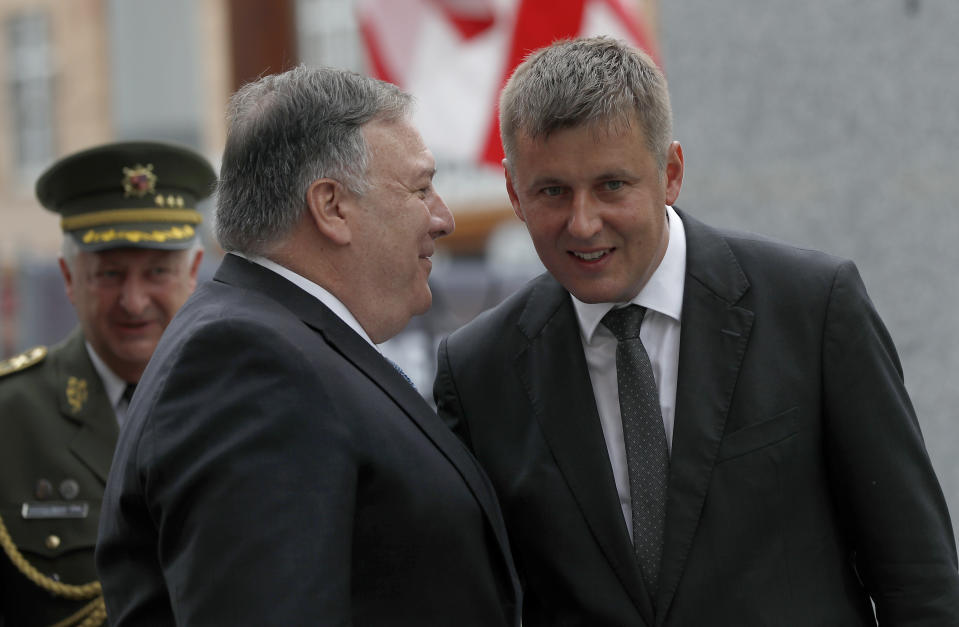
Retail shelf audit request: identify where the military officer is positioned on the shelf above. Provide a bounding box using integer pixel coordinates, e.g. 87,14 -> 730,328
0,141 -> 215,627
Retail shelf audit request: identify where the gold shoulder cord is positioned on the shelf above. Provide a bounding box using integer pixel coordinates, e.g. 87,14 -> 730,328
0,513 -> 105,627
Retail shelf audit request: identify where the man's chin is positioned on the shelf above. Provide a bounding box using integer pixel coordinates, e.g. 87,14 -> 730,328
569,287 -> 639,305
411,287 -> 432,316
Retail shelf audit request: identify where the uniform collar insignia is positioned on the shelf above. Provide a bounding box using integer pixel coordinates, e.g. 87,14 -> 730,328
66,376 -> 88,414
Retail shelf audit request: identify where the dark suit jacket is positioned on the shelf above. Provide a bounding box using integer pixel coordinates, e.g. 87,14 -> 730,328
97,254 -> 521,626
1,328 -> 116,626
434,209 -> 959,626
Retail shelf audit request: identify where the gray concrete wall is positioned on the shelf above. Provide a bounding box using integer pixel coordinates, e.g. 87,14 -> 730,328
660,1 -> 959,536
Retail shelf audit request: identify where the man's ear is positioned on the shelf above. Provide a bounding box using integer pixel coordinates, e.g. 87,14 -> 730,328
664,141 -> 684,206
504,160 -> 526,223
58,257 -> 76,305
306,179 -> 351,245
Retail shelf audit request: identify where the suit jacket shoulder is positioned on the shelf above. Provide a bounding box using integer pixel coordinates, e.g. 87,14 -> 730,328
446,273 -> 569,353
677,207 -> 849,301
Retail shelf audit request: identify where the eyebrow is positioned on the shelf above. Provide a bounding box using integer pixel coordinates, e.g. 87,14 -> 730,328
525,170 -> 635,190
411,166 -> 437,187
525,175 -> 565,189
594,169 -> 635,181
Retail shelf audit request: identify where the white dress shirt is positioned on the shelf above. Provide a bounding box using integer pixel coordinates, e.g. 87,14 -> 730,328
571,205 -> 687,538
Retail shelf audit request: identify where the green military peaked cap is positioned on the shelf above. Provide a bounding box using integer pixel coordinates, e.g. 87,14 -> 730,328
35,141 -> 217,251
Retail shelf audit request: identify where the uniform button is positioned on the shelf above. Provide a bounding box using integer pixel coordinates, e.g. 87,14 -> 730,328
35,479 -> 54,500
59,479 -> 80,500
45,535 -> 61,550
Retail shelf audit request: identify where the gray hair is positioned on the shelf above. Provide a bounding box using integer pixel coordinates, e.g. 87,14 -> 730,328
500,37 -> 673,170
215,65 -> 414,256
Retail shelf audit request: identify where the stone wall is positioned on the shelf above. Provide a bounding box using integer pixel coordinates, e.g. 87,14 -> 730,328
661,0 -> 959,537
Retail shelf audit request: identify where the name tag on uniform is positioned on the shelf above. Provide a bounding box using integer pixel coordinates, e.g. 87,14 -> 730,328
21,501 -> 89,519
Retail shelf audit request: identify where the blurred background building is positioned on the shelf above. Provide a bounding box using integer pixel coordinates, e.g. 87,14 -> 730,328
0,0 -> 659,379
1,0 -> 958,538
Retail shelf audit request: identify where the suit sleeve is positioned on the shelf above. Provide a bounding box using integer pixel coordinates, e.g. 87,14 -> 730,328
822,260 -> 959,624
141,320 -> 356,625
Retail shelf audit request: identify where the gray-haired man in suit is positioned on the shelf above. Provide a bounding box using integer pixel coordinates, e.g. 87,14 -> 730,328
97,66 -> 521,626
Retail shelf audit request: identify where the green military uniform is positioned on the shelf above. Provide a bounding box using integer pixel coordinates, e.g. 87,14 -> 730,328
0,329 -> 116,627
0,141 -> 216,626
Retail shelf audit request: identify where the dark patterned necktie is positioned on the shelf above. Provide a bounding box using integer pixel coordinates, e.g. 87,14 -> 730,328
601,305 -> 669,603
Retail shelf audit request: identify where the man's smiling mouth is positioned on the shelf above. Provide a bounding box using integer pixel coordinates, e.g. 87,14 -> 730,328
571,249 -> 611,261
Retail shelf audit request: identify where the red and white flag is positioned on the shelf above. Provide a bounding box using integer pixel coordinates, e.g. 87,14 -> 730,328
357,0 -> 659,169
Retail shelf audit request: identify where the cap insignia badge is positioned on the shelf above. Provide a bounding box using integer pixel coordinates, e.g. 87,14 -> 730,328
122,164 -> 158,197
66,376 -> 88,414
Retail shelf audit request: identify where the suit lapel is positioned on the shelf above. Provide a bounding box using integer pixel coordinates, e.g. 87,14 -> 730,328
57,329 -> 120,483
516,275 -> 654,624
321,312 -> 513,556
213,255 -> 515,570
655,210 -> 754,623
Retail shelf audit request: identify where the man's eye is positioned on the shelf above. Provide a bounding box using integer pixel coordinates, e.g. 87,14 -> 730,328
93,270 -> 123,286
542,186 -> 564,197
603,181 -> 625,191
147,267 -> 173,281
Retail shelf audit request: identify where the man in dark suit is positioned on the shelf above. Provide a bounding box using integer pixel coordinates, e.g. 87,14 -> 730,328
434,37 -> 959,626
96,66 -> 521,626
1,141 -> 212,627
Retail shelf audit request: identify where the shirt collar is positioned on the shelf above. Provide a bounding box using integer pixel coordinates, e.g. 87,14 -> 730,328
84,342 -> 126,408
235,253 -> 378,348
572,205 -> 688,344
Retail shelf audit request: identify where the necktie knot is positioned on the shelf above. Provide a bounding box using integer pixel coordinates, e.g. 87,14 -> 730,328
602,305 -> 647,341
122,383 -> 136,404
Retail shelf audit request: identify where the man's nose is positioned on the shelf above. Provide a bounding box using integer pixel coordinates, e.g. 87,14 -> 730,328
118,275 -> 150,315
429,192 -> 455,239
567,192 -> 602,239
